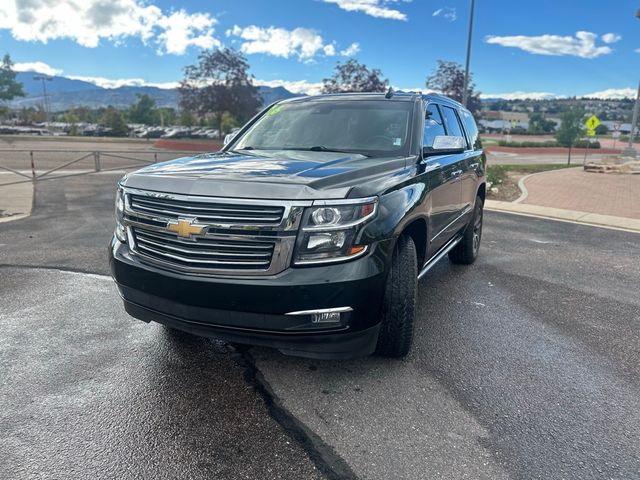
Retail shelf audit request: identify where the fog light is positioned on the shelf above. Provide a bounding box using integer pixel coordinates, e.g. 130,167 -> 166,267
312,312 -> 342,323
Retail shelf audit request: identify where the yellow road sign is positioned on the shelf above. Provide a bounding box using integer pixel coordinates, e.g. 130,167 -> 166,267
585,115 -> 600,131
587,129 -> 596,137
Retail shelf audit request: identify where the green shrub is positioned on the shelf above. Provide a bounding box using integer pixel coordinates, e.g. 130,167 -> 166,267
497,140 -> 559,148
495,140 -> 600,149
574,140 -> 601,149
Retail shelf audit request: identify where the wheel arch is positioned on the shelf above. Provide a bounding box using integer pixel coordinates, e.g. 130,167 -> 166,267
477,182 -> 486,202
400,218 -> 427,268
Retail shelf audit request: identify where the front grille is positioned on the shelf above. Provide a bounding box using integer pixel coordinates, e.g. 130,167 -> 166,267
132,228 -> 276,272
129,194 -> 285,226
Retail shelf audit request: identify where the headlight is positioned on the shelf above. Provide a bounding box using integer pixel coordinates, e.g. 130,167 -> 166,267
294,198 -> 377,264
114,186 -> 127,243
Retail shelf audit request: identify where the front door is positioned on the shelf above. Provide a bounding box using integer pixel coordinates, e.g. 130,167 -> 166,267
422,103 -> 463,253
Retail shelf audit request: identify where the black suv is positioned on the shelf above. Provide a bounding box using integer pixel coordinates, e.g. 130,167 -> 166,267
110,92 -> 486,359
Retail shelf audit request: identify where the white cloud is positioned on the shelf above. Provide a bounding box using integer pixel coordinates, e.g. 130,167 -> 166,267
582,88 -> 636,100
323,44 -> 337,56
0,0 -> 218,55
635,48 -> 640,54
13,61 -> 63,76
67,75 -> 178,89
340,42 -> 360,56
485,31 -> 614,59
255,79 -> 324,95
321,0 -> 409,21
481,91 -> 561,100
227,25 -> 334,60
155,10 -> 219,55
601,33 -> 621,44
432,7 -> 457,22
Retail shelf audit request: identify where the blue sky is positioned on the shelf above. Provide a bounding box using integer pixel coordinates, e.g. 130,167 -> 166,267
0,0 -> 638,98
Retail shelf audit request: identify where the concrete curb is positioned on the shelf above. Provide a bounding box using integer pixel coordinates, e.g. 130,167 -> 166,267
486,200 -> 640,233
0,173 -> 34,223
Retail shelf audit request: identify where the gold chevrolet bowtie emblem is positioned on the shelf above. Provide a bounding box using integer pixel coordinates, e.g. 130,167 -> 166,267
167,218 -> 205,238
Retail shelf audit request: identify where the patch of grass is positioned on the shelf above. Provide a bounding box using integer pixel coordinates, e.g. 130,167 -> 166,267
480,137 -> 499,146
497,140 -> 560,148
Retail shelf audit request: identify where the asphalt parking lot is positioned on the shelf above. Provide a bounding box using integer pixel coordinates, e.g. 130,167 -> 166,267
1,173 -> 639,479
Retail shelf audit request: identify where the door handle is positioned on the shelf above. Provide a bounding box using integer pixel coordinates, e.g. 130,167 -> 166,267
469,163 -> 479,170
451,169 -> 463,177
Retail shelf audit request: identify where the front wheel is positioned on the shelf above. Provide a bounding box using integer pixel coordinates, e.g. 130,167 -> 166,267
449,196 -> 483,265
375,235 -> 417,358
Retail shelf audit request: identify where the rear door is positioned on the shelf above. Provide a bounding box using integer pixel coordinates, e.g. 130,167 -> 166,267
459,109 -> 484,213
421,103 -> 463,252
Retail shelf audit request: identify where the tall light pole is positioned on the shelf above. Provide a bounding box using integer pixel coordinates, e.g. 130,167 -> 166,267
628,8 -> 640,154
462,0 -> 476,107
33,75 -> 52,124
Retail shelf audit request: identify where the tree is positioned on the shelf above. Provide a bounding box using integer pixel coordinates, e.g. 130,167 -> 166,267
128,94 -> 157,125
528,112 -> 557,134
100,107 -> 129,136
555,107 -> 584,164
322,59 -> 389,93
426,60 -> 482,114
179,109 -> 196,128
0,54 -> 25,102
179,48 -> 261,138
220,111 -> 237,134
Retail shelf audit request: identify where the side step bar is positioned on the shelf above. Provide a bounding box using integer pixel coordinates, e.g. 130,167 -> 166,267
417,235 -> 463,280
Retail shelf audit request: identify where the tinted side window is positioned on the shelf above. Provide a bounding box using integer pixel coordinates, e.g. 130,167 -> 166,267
441,106 -> 464,139
423,103 -> 446,148
461,109 -> 480,150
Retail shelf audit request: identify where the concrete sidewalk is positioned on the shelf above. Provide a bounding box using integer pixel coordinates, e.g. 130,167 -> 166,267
518,168 -> 640,220
0,173 -> 33,223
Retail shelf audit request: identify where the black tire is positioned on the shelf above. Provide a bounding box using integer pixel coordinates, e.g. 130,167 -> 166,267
375,235 -> 418,358
449,196 -> 483,265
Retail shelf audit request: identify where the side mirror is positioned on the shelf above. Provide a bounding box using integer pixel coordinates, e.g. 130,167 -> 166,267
223,133 -> 236,145
423,135 -> 465,157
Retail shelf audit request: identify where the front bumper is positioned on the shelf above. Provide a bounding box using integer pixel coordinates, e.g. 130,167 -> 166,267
110,238 -> 391,359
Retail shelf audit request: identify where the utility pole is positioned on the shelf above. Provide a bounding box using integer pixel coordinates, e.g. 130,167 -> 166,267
33,75 -> 52,124
627,8 -> 640,155
462,0 -> 476,107
628,80 -> 640,154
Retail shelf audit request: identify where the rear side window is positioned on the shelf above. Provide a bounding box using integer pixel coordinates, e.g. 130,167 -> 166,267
423,103 -> 446,148
440,106 -> 465,140
461,109 -> 481,150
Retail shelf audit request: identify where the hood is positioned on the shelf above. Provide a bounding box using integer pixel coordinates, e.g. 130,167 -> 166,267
123,149 -> 409,200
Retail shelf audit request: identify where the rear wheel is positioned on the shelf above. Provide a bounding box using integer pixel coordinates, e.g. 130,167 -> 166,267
375,235 -> 417,358
449,196 -> 483,265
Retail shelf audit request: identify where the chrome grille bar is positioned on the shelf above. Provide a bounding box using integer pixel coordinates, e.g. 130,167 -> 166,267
122,187 -> 307,276
130,194 -> 285,225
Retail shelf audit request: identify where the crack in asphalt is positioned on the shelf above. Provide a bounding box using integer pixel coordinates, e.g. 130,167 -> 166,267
233,346 -> 359,480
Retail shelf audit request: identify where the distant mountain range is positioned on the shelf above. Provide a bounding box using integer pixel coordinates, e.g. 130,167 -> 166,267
9,72 -> 301,111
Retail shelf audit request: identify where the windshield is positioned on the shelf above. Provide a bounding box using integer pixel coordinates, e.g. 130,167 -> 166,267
233,100 -> 414,157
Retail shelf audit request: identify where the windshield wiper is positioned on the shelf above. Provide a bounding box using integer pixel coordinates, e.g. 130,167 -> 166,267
294,146 -> 371,157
